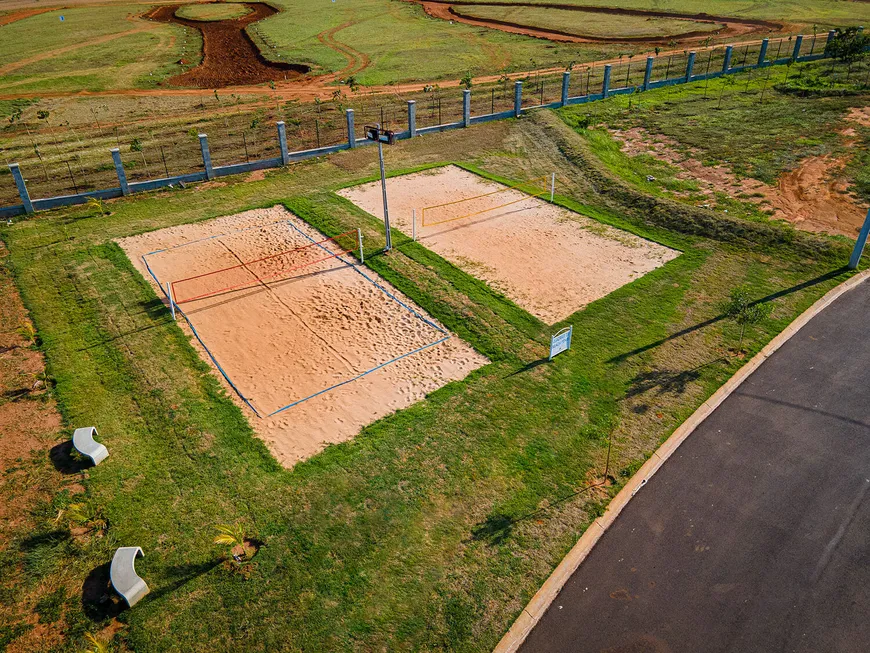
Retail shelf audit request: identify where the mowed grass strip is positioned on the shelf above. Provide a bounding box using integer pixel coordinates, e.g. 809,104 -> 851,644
0,116 -> 858,651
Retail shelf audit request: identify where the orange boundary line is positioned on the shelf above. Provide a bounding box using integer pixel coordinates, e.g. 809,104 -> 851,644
421,176 -> 551,227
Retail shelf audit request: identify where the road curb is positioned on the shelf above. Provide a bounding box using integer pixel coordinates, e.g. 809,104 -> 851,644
493,268 -> 870,653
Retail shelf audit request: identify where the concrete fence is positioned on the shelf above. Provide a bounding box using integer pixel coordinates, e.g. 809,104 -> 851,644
0,31 -> 842,220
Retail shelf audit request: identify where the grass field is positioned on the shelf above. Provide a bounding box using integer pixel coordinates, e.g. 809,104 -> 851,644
0,0 -> 867,95
175,2 -> 252,21
0,79 -> 859,649
253,0 -> 596,85
466,0 -> 870,24
455,5 -> 723,38
559,59 -> 870,200
0,6 -> 195,93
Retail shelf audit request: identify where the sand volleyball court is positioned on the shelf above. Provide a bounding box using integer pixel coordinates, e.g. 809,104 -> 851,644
338,165 -> 679,323
119,206 -> 486,467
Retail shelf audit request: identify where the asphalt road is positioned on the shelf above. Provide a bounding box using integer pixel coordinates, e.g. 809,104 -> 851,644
521,279 -> 870,653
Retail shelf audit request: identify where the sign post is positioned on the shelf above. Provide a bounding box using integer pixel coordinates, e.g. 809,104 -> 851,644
365,124 -> 396,251
549,326 -> 573,360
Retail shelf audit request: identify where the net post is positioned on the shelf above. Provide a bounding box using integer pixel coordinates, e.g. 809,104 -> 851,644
165,282 -> 176,320
357,228 -> 364,264
412,208 -> 417,241
550,173 -> 555,202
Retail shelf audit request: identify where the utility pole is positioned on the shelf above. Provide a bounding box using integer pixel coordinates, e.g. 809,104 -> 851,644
366,124 -> 396,252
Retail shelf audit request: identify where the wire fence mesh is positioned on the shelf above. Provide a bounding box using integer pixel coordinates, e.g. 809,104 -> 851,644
0,34 -> 851,210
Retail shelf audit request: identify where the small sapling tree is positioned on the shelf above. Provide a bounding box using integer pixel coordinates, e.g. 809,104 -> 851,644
214,522 -> 257,564
825,27 -> 870,82
721,286 -> 773,350
81,633 -> 109,653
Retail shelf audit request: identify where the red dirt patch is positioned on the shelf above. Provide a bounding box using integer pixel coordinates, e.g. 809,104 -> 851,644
0,240 -> 69,651
0,7 -> 55,26
144,2 -> 309,88
410,1 -> 781,45
612,125 -> 868,237
847,107 -> 870,127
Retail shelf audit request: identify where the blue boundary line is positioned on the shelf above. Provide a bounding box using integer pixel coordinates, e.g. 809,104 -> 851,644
143,217 -> 292,258
141,253 -> 263,418
265,221 -> 450,417
269,336 -> 450,417
141,219 -> 450,419
285,220 -> 447,335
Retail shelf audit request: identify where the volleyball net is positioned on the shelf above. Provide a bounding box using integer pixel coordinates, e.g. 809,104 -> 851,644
169,228 -> 363,305
420,174 -> 555,228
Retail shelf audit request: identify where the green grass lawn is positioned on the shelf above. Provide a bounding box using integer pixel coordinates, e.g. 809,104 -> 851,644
455,4 -> 722,38
0,6 -> 195,93
471,0 -> 870,24
175,2 -> 252,21
560,58 -> 870,195
0,104 -> 857,651
0,30 -> 196,94
0,0 -> 868,96
254,0 -> 599,85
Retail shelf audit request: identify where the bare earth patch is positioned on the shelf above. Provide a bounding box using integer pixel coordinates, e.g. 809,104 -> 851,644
612,125 -> 868,237
338,165 -> 678,324
118,207 -> 486,467
0,241 -> 68,651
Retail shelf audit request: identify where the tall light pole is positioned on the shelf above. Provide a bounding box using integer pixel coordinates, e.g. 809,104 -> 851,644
366,124 -> 396,252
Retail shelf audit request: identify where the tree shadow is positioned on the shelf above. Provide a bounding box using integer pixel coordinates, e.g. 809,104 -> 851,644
19,529 -> 72,552
145,559 -> 223,602
470,513 -> 514,546
607,267 -> 847,365
49,440 -> 91,474
625,366 -> 706,399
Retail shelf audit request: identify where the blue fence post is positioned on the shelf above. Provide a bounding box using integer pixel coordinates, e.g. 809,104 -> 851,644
791,35 -> 803,60
346,108 -> 355,148
276,121 -> 289,165
643,56 -> 654,91
849,209 -> 870,269
602,64 -> 612,97
757,38 -> 769,65
198,134 -> 213,180
685,52 -> 696,81
110,148 -> 129,196
407,100 -> 416,137
722,45 -> 733,72
8,164 -> 33,214
561,71 -> 570,106
463,89 -> 471,127
825,29 -> 837,56
514,81 -> 523,117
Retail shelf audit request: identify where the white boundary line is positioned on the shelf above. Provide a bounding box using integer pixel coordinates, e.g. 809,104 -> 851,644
494,268 -> 870,653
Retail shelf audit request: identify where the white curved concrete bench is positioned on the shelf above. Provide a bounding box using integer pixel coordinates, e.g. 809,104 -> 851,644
72,427 -> 108,466
110,547 -> 149,608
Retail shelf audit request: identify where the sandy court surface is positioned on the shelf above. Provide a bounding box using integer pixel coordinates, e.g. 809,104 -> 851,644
118,206 -> 486,467
338,165 -> 679,323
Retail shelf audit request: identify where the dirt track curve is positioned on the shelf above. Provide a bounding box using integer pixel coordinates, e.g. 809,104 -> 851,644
144,2 -> 309,88
411,0 -> 782,44
0,7 -> 55,26
0,33 -> 791,105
